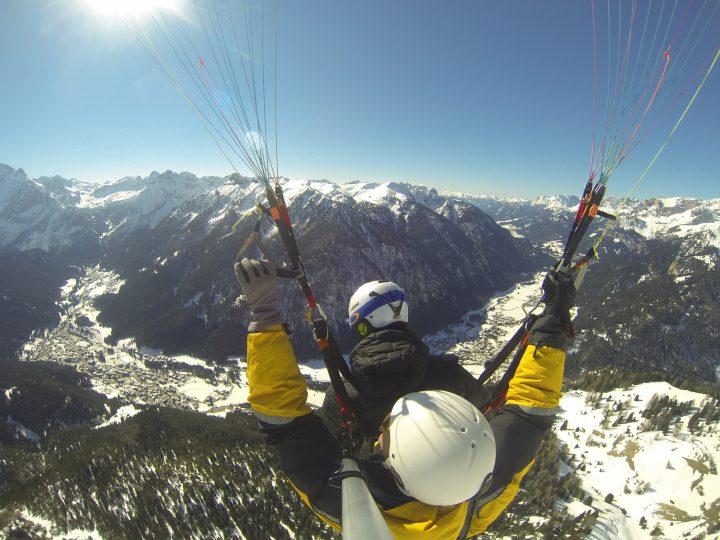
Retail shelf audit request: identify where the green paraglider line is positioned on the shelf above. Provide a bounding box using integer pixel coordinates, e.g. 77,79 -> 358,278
593,46 -> 720,251
615,48 -> 671,167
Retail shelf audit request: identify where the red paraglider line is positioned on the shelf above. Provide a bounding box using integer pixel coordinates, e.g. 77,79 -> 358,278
590,0 -> 599,178
644,49 -> 671,114
617,48 -> 671,163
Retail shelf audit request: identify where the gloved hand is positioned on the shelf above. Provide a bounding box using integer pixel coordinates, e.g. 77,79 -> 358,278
530,266 -> 576,350
541,266 -> 576,323
234,258 -> 284,332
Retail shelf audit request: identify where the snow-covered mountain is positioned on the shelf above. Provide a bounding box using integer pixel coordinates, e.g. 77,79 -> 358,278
448,191 -> 720,383
3,163 -> 720,539
2,162 -> 719,376
0,165 -> 227,250
1,164 -> 537,360
80,170 -> 226,237
606,197 -> 720,247
94,175 -> 535,359
453,190 -> 720,256
0,165 -> 99,262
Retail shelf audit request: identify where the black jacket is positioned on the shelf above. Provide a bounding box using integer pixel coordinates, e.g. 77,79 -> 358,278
319,326 -> 489,441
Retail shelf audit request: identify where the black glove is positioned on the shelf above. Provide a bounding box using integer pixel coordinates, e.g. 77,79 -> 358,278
530,266 -> 576,350
234,258 -> 284,332
541,266 -> 576,322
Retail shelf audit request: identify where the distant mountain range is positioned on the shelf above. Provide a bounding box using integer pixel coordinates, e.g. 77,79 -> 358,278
1,163 -> 719,381
2,163 -> 720,540
0,164 -> 538,360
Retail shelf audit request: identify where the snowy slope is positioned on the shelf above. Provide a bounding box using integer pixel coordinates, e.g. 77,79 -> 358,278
0,165 -> 95,255
452,189 -> 720,252
557,383 -> 720,539
82,170 -> 227,235
606,197 -> 720,250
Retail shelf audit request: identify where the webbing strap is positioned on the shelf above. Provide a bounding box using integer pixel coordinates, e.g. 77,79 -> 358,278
266,185 -> 317,308
477,173 -> 614,419
476,324 -> 525,386
259,182 -> 361,446
561,181 -> 606,267
481,334 -> 531,416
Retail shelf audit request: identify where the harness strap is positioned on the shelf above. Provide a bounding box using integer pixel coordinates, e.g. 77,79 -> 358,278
561,179 -> 607,267
478,173 -> 614,404
250,182 -> 363,450
457,484 -> 507,539
476,324 -> 526,386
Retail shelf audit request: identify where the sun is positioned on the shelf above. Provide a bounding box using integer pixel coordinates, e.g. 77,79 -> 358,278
84,0 -> 180,18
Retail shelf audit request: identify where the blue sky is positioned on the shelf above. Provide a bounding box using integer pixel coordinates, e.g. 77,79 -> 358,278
1,0 -> 718,199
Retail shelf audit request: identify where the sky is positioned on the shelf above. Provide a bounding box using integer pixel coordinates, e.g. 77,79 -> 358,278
1,0 -> 718,200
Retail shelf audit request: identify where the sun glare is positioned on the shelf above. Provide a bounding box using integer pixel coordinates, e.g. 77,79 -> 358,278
85,0 -> 179,18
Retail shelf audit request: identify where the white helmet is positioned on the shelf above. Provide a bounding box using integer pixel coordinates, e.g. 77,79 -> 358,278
347,280 -> 408,330
385,390 -> 496,506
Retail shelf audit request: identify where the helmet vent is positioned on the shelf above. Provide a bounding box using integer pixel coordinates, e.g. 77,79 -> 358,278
471,442 -> 476,449
460,427 -> 467,433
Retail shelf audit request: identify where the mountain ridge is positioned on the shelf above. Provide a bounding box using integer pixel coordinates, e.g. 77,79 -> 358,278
1,163 -> 718,378
1,164 -> 537,360
3,163 -> 719,539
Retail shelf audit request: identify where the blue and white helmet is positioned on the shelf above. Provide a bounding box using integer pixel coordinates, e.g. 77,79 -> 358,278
347,280 -> 408,330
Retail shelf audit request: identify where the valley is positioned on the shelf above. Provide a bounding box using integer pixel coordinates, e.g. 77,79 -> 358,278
2,165 -> 719,538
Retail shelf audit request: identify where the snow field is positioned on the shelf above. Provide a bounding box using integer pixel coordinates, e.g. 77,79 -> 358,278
556,383 -> 719,539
